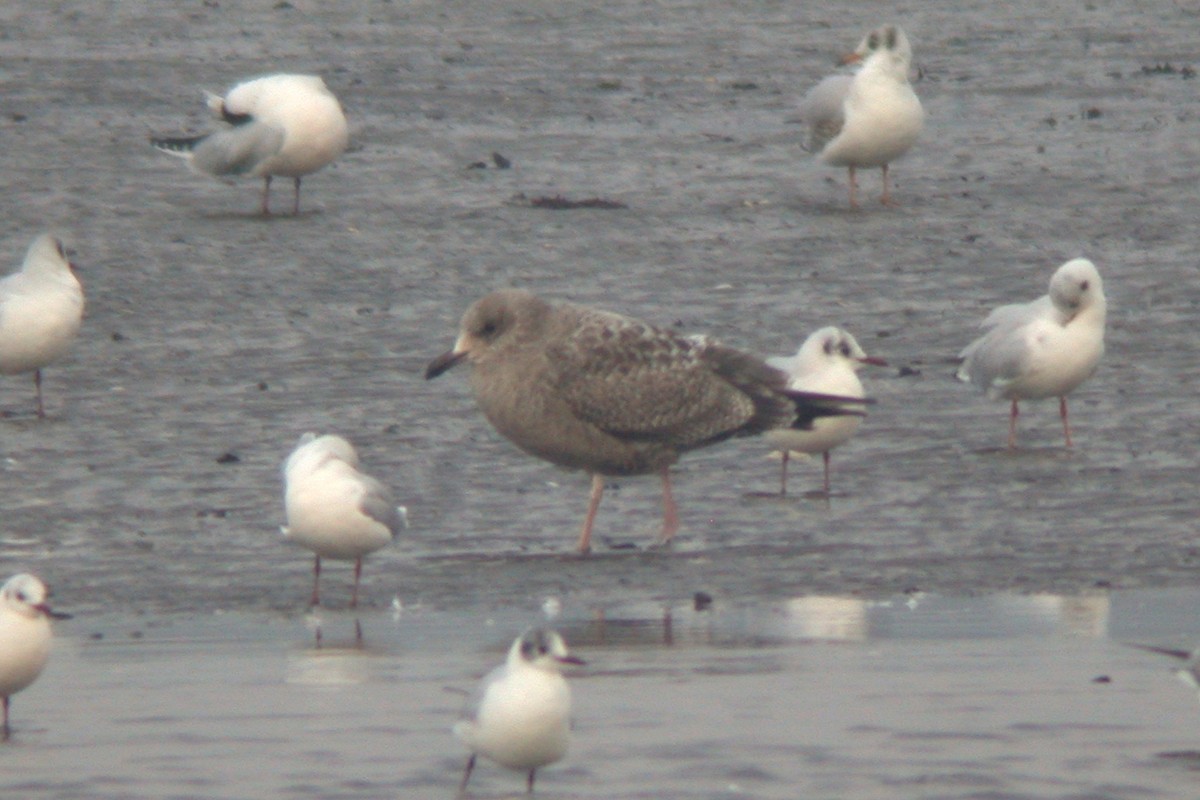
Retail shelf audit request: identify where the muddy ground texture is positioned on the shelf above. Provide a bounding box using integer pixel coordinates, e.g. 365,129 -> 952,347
0,1 -> 1198,618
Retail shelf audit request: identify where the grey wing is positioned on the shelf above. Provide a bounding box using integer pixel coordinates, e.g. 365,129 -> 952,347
957,319 -> 1041,390
798,74 -> 852,152
547,310 -> 759,447
189,122 -> 285,176
358,474 -> 406,537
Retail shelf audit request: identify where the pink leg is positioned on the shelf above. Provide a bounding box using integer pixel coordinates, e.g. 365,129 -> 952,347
292,177 -> 302,215
847,166 -> 859,209
33,369 -> 45,419
1008,399 -> 1019,449
2,695 -> 9,741
658,466 -> 679,545
350,557 -> 363,609
310,555 -> 321,607
822,451 -> 832,495
779,451 -> 790,496
576,473 -> 605,554
880,163 -> 894,205
261,175 -> 273,215
1060,396 -> 1073,447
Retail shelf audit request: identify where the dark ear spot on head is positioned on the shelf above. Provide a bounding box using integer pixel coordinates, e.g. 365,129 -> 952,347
1080,280 -> 1089,290
823,339 -> 835,355
885,27 -> 897,49
867,32 -> 880,50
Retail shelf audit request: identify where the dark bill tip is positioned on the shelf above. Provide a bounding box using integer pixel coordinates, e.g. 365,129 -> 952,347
425,349 -> 467,380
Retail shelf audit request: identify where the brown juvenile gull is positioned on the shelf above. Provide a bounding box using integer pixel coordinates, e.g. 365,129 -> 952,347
425,289 -> 870,553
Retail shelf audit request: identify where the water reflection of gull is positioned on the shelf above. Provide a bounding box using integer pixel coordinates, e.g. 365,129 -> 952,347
773,596 -> 869,642
989,593 -> 1111,639
1130,644 -> 1200,694
284,646 -> 374,688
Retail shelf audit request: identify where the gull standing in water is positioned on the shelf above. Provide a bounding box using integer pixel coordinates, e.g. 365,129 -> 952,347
957,258 -> 1107,448
281,433 -> 407,608
454,628 -> 583,793
764,327 -> 886,495
426,289 -> 871,553
153,74 -> 348,214
0,574 -> 70,740
797,24 -> 924,208
0,234 -> 84,418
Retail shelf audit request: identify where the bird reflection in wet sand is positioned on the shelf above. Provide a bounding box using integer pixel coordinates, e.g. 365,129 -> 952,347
426,289 -> 871,553
1130,643 -> 1200,695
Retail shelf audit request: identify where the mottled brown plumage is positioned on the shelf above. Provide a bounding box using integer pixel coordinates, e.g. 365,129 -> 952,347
426,290 -> 866,552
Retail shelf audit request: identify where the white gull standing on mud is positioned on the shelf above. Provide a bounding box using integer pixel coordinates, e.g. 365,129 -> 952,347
425,289 -> 870,553
797,24 -> 924,208
764,327 -> 885,495
454,628 -> 583,794
957,258 -> 1107,448
0,233 -> 84,418
0,573 -> 70,740
152,73 -> 348,214
281,433 -> 407,608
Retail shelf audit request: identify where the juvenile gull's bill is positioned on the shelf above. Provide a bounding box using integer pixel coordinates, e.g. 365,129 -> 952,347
426,289 -> 870,552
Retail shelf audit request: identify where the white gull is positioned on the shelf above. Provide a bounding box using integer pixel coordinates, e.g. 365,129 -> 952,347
957,258 -> 1107,448
454,628 -> 583,793
764,327 -> 886,494
798,24 -> 924,208
0,234 -> 84,418
281,433 -> 407,608
153,73 -> 348,214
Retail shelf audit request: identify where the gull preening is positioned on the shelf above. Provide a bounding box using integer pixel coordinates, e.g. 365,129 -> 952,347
152,73 -> 349,215
0,573 -> 70,740
454,628 -> 583,793
797,24 -> 924,208
425,289 -> 870,553
957,258 -> 1107,448
0,234 -> 85,418
281,433 -> 407,608
764,327 -> 886,495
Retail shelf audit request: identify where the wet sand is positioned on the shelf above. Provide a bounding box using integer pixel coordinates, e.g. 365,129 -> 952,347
1,0 -> 1199,796
9,591 -> 1200,799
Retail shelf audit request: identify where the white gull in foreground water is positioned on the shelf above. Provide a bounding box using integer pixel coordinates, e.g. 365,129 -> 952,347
0,573 -> 70,740
454,628 -> 583,793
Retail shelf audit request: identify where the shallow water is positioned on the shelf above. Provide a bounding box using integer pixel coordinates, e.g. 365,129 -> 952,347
7,589 -> 1200,799
2,0 -> 1200,797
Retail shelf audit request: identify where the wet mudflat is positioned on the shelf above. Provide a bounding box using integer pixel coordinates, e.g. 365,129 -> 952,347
1,0 -> 1199,797
9,591 -> 1200,800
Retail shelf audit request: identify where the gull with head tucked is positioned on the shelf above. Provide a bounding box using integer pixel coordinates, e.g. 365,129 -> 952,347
0,573 -> 70,740
153,73 -> 348,215
798,24 -> 924,208
426,289 -> 871,553
0,234 -> 84,418
454,627 -> 583,794
281,433 -> 407,608
957,258 -> 1107,449
764,327 -> 886,495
